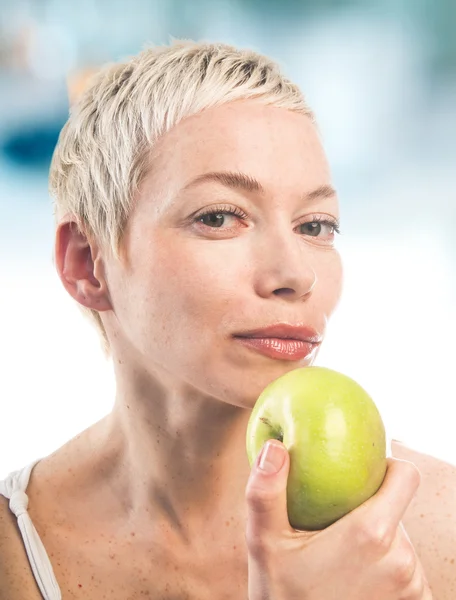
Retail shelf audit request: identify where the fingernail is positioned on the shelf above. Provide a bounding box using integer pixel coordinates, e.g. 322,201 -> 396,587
258,441 -> 285,474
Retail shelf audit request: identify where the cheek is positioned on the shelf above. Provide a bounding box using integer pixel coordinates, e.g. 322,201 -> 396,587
145,242 -> 343,329
128,239 -> 240,352
318,249 -> 344,316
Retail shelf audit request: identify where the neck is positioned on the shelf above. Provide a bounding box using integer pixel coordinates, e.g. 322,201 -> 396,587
103,364 -> 253,543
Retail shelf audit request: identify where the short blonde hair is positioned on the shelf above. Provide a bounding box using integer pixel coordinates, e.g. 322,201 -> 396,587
49,39 -> 314,357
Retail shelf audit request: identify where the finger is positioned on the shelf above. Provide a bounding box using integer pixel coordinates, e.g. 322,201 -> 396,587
245,440 -> 292,550
362,519 -> 431,600
399,559 -> 433,600
379,525 -> 421,593
404,539 -> 434,600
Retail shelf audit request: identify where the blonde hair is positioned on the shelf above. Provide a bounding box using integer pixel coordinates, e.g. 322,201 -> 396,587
49,39 -> 314,357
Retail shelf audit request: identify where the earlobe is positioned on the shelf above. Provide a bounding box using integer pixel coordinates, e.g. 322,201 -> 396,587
55,221 -> 113,312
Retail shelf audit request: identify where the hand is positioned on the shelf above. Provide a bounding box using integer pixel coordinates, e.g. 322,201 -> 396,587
245,439 -> 433,600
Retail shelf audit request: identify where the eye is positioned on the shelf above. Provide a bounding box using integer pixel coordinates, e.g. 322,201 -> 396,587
191,206 -> 341,240
299,217 -> 341,238
194,205 -> 248,229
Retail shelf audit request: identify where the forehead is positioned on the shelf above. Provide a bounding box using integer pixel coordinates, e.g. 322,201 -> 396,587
142,100 -> 332,208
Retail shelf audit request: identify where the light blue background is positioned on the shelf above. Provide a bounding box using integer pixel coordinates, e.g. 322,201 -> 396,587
0,0 -> 454,475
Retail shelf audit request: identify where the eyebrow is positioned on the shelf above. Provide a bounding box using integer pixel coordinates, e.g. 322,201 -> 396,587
183,171 -> 264,193
182,170 -> 337,203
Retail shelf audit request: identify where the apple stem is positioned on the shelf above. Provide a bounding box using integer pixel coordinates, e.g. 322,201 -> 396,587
259,417 -> 284,443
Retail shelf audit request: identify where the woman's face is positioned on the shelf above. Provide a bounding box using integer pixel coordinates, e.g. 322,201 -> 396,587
104,100 -> 343,407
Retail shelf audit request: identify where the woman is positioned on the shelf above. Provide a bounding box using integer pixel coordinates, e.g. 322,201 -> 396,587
1,40 -> 454,600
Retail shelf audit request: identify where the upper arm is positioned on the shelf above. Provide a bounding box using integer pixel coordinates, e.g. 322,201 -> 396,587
392,441 -> 456,599
0,494 -> 43,599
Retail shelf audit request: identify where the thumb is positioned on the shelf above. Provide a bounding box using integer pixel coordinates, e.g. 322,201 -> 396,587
245,439 -> 292,547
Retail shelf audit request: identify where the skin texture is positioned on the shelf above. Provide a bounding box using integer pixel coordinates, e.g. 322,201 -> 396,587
1,100 -> 455,598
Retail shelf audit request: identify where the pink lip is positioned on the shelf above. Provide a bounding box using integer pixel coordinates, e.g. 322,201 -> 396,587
234,323 -> 322,343
234,337 -> 319,361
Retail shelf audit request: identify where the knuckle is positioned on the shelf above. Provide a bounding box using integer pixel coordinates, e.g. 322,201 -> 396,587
245,483 -> 277,514
353,522 -> 394,554
399,575 -> 425,600
245,527 -> 275,561
392,550 -> 417,587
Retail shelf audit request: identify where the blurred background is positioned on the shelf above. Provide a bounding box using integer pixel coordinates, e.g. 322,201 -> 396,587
0,0 -> 455,477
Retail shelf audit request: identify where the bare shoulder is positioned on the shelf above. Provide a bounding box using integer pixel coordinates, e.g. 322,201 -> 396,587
391,440 -> 456,599
0,494 -> 43,599
391,439 -> 456,515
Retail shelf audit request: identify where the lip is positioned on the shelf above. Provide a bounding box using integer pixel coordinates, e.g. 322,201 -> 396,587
234,337 -> 319,361
233,323 -> 322,343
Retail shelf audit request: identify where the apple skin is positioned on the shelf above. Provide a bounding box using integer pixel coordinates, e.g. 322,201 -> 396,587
246,366 -> 387,531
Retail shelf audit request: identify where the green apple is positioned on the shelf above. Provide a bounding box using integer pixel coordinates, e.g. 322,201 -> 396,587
246,366 -> 387,531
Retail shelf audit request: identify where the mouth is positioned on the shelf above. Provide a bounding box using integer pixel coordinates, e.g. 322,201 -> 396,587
233,336 -> 320,361
233,323 -> 322,344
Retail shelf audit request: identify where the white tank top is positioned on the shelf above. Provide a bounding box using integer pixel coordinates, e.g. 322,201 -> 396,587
0,461 -> 62,599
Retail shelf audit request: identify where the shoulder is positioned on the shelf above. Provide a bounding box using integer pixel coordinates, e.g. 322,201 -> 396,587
0,494 -> 43,599
391,439 -> 456,518
391,440 -> 456,599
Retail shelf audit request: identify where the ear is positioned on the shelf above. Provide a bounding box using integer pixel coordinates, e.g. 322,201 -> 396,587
55,220 -> 113,312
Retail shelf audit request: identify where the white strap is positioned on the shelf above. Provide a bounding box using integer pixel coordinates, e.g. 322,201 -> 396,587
0,461 -> 62,600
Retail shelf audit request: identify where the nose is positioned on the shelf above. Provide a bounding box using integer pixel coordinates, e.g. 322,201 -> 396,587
252,227 -> 317,301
